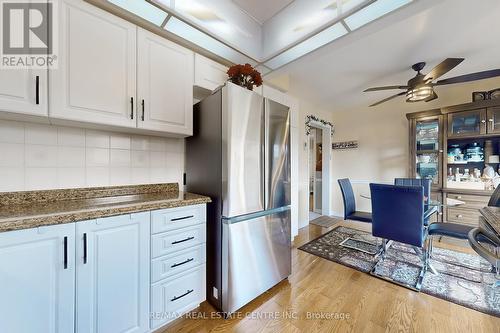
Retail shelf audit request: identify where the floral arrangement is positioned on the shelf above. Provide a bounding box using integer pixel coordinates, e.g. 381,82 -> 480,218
227,63 -> 262,91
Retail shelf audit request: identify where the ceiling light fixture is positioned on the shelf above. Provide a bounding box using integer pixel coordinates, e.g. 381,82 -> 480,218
406,85 -> 433,102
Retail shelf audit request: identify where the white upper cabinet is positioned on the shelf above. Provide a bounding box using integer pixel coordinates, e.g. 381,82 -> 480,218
76,213 -> 150,333
50,0 -> 137,128
194,54 -> 228,92
137,28 -> 194,136
0,223 -> 75,333
0,67 -> 48,118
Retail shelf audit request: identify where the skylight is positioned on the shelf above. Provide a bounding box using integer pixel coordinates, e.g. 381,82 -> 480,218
164,18 -> 257,66
264,23 -> 348,70
108,0 -> 167,26
344,0 -> 412,30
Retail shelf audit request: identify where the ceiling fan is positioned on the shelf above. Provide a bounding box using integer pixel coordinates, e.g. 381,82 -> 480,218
364,58 -> 500,107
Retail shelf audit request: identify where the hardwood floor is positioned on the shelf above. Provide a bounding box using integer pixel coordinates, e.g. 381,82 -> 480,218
160,221 -> 499,333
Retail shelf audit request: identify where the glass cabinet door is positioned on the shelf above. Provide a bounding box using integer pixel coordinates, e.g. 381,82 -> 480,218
487,107 -> 500,134
448,109 -> 486,138
414,118 -> 441,186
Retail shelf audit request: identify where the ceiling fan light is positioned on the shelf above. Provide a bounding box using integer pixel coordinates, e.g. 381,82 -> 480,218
406,86 -> 433,102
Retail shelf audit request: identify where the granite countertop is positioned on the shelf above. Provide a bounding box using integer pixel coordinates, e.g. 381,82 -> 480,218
480,206 -> 500,236
0,184 -> 211,233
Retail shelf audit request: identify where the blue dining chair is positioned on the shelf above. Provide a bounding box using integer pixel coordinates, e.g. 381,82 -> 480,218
468,228 -> 500,288
488,185 -> 500,207
369,183 -> 432,291
338,178 -> 372,223
394,178 -> 437,226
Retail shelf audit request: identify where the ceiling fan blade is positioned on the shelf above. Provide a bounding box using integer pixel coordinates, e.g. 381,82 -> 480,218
424,91 -> 438,102
424,58 -> 464,81
369,91 -> 406,107
363,85 -> 408,92
435,69 -> 500,86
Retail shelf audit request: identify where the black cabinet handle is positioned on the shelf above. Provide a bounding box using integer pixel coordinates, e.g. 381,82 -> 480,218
171,236 -> 194,245
130,97 -> 134,119
171,289 -> 194,302
83,233 -> 87,264
63,236 -> 68,269
171,258 -> 194,268
141,99 -> 145,121
171,215 -> 194,222
35,76 -> 40,105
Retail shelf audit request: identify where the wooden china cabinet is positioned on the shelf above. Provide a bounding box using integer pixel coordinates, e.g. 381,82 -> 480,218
407,99 -> 500,227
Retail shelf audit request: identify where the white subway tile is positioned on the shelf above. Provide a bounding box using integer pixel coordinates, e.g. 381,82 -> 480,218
110,149 -> 130,167
150,137 -> 167,151
131,150 -> 150,168
150,151 -> 167,167
0,167 -> 24,191
86,130 -> 109,148
150,168 -> 168,183
165,138 -> 184,153
26,168 -> 58,190
131,136 -> 150,151
0,143 -> 24,167
86,167 -> 109,187
110,134 -> 131,150
25,145 -> 58,167
0,120 -> 24,143
57,168 -> 86,188
25,123 -> 57,145
57,127 -> 85,147
131,168 -> 150,184
57,146 -> 85,167
86,148 -> 109,167
110,167 -> 131,186
166,152 -> 184,170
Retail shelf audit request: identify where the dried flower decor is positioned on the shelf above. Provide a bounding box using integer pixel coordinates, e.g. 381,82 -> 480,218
227,63 -> 263,91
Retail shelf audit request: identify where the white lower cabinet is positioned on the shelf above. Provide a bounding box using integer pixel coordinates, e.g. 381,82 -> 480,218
0,223 -> 75,333
76,212 -> 150,333
150,205 -> 207,330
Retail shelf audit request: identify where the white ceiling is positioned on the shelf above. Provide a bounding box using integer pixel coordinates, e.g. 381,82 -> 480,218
268,0 -> 500,112
231,0 -> 294,24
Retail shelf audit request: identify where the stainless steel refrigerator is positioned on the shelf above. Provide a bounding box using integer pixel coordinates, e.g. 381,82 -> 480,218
186,82 -> 291,314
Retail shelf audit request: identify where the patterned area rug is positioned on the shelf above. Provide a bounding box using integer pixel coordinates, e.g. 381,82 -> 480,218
309,216 -> 341,228
299,226 -> 500,317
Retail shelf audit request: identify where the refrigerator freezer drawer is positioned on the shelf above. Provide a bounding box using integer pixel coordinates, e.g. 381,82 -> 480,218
222,207 -> 291,313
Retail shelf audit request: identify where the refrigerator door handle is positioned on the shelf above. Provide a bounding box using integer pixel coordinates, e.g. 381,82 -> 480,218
262,102 -> 268,211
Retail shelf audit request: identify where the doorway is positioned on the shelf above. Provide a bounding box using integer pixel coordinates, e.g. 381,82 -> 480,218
309,128 -> 323,221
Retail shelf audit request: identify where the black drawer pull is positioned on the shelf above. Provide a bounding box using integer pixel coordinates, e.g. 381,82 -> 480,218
130,97 -> 134,119
172,236 -> 194,245
141,99 -> 145,121
171,215 -> 194,222
83,233 -> 88,264
35,76 -> 40,105
171,289 -> 194,302
171,258 -> 194,268
63,236 -> 68,269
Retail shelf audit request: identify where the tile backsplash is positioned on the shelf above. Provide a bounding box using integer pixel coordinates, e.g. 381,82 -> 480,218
0,120 -> 184,192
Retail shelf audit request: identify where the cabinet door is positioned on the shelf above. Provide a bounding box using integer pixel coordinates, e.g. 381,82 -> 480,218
76,213 -> 150,333
0,68 -> 48,117
0,224 -> 75,333
137,28 -> 193,136
194,53 -> 228,91
487,106 -> 500,134
447,109 -> 486,138
50,0 -> 137,127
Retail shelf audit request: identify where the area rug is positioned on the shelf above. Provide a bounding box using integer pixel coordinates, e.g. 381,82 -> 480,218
299,226 -> 500,317
309,216 -> 341,228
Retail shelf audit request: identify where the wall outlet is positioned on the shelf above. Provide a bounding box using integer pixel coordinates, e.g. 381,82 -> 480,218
213,287 -> 218,299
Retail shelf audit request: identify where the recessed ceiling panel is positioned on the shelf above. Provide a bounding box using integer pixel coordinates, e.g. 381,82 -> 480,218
165,17 -> 257,66
231,0 -> 294,24
344,0 -> 412,31
264,23 -> 348,69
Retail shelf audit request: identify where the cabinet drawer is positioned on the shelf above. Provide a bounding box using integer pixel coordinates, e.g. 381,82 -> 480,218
446,193 -> 490,210
151,205 -> 206,234
152,224 -> 206,258
151,265 -> 205,329
151,244 -> 206,283
447,207 -> 480,225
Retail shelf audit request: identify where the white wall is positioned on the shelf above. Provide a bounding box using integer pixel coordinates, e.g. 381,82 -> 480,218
330,78 -> 500,216
0,120 -> 184,192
